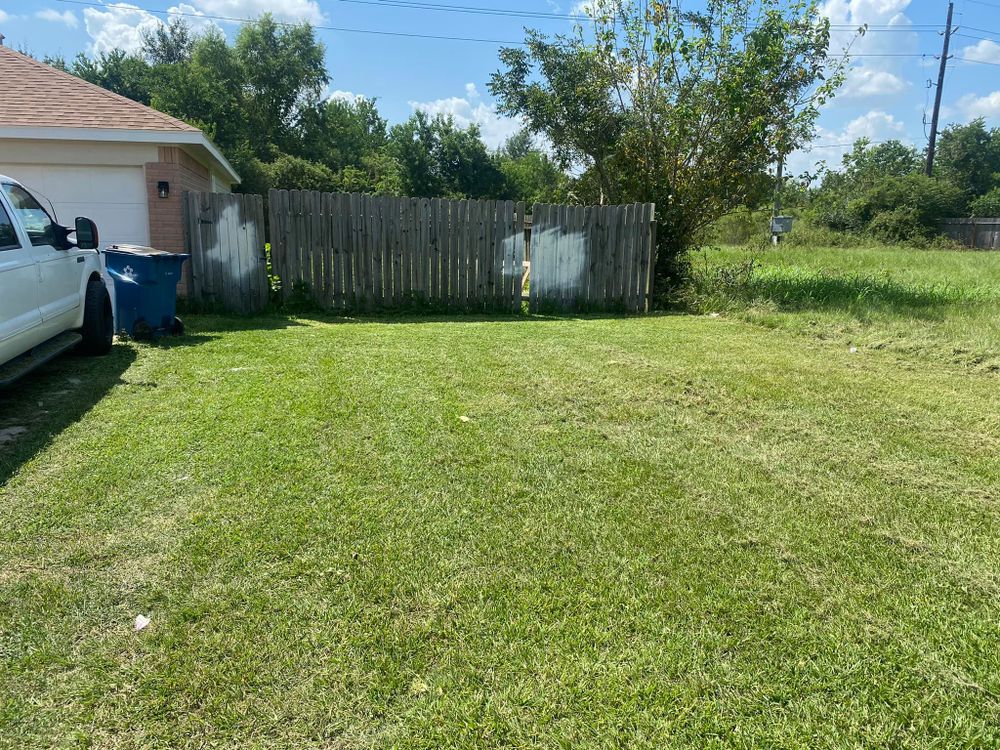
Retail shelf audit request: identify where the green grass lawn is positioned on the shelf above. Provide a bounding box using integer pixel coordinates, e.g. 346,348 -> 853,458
2,246 -> 999,748
690,244 -> 1000,373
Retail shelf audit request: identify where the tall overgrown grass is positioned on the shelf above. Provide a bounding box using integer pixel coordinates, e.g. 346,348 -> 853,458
681,243 -> 1000,372
707,209 -> 962,251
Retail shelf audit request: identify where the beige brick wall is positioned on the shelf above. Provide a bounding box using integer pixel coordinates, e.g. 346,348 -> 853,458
147,148 -> 219,295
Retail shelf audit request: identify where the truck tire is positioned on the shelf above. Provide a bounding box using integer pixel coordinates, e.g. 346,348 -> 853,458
80,277 -> 114,355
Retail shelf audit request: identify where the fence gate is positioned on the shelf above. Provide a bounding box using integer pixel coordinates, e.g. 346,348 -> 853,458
183,192 -> 269,313
529,202 -> 656,313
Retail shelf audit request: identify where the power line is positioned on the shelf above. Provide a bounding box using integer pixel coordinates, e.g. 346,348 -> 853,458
46,0 -> 1000,64
54,0 -> 949,31
965,0 -> 1000,7
963,25 -> 1000,35
53,0 -> 529,44
334,0 -> 588,23
955,32 -> 1000,42
806,141 -> 889,149
956,57 -> 1000,66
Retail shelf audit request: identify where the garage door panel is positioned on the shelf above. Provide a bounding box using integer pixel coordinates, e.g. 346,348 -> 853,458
53,202 -> 149,244
0,164 -> 149,247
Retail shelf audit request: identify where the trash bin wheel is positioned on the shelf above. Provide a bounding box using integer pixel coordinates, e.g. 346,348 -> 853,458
132,319 -> 154,341
172,316 -> 185,336
79,277 -> 114,356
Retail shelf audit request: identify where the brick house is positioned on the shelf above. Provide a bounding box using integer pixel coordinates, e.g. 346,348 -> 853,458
0,45 -> 238,277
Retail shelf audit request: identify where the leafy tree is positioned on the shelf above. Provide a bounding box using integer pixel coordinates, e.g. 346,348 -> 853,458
42,55 -> 69,71
147,29 -> 248,155
388,112 -> 505,198
69,49 -> 152,104
142,17 -> 195,65
297,96 -> 389,171
234,15 -> 328,157
499,129 -> 535,161
808,138 -> 923,233
490,0 -> 842,293
841,139 -> 922,188
934,119 -> 1000,200
334,154 -> 404,195
497,131 -> 569,204
260,153 -> 338,193
850,173 -> 965,236
969,187 -> 1000,218
53,13 -> 570,202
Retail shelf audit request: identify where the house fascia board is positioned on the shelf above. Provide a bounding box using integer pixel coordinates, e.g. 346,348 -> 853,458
0,125 -> 240,185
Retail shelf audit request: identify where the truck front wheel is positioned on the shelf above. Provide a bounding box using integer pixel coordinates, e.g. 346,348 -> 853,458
79,277 -> 114,355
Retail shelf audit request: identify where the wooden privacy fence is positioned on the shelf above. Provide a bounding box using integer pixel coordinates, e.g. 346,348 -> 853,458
182,192 -> 269,312
268,189 -> 656,313
940,218 -> 1000,249
269,190 -> 527,312
530,202 -> 655,312
184,189 -> 657,313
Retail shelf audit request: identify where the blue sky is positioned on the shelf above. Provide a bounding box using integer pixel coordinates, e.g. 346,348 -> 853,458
2,0 -> 999,176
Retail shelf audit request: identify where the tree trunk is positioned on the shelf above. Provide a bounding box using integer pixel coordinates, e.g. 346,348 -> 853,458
650,220 -> 692,308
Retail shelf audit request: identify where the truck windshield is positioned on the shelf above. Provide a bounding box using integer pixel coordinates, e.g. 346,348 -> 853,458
0,182 -> 56,248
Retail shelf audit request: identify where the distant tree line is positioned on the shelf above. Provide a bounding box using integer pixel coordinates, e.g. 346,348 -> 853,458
713,121 -> 1000,247
44,15 -> 570,204
801,121 -> 1000,244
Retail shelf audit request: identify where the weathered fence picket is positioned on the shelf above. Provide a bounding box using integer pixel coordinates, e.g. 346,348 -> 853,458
940,218 -> 1000,249
182,191 -> 269,313
529,202 -> 656,312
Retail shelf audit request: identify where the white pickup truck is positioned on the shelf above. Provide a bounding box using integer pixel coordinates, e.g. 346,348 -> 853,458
0,174 -> 113,386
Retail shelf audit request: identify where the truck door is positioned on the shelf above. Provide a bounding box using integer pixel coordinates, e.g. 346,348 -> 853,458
0,182 -> 82,327
0,199 -> 41,364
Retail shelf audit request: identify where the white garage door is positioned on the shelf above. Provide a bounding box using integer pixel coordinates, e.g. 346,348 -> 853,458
0,164 -> 149,247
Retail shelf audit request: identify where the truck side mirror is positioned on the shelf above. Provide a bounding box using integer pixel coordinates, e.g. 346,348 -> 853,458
75,217 -> 99,250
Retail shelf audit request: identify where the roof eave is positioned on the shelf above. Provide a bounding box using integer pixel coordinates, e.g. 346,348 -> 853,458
0,125 -> 241,185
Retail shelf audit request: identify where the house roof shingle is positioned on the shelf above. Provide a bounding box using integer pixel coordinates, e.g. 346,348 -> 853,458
0,45 -> 198,133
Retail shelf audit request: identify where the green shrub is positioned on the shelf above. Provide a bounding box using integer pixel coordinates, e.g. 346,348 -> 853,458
850,174 -> 965,230
783,217 -> 866,248
807,190 -> 865,233
710,206 -> 767,245
264,154 -> 338,193
867,207 -> 927,243
969,187 -> 1000,217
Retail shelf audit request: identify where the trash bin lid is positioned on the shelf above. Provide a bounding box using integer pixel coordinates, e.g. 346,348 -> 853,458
105,244 -> 177,256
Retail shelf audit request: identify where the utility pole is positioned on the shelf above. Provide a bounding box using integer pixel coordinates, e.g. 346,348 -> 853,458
925,1 -> 954,177
771,157 -> 784,245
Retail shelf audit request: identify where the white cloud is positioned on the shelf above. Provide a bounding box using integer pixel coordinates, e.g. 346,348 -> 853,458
84,4 -> 163,54
958,91 -> 1000,121
820,0 -> 916,106
193,0 -> 323,24
328,89 -> 365,104
82,0 -> 321,56
840,67 -> 907,98
821,0 -> 915,51
839,110 -> 906,140
0,10 -> 11,24
409,83 -> 522,149
83,3 -> 220,55
36,9 -> 80,28
962,39 -> 1000,65
786,110 -> 907,176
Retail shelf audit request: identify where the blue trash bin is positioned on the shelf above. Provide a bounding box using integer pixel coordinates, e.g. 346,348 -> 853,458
104,245 -> 189,338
